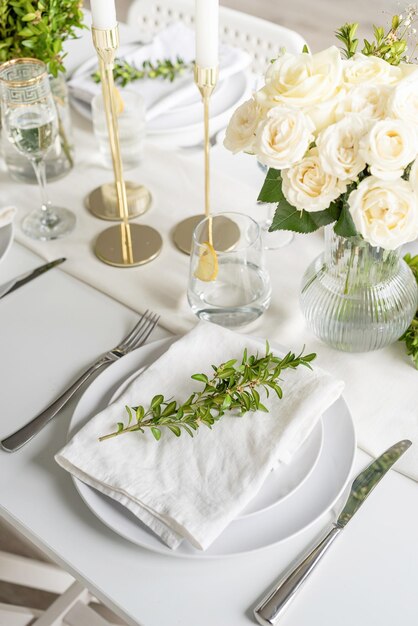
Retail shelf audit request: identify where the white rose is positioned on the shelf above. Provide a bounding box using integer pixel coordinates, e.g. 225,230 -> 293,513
282,148 -> 346,212
317,115 -> 368,181
343,53 -> 401,85
303,87 -> 346,134
257,46 -> 342,109
387,76 -> 418,128
360,119 -> 418,180
223,98 -> 262,154
335,83 -> 390,122
254,106 -> 315,169
348,176 -> 418,249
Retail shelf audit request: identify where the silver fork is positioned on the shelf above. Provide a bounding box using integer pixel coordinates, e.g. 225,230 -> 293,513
1,311 -> 160,453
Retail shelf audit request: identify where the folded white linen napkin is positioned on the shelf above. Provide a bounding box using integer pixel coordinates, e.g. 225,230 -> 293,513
68,22 -> 251,121
0,206 -> 16,229
55,322 -> 344,551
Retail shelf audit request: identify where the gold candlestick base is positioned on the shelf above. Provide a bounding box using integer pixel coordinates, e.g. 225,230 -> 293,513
95,223 -> 162,267
173,214 -> 240,255
86,182 -> 152,221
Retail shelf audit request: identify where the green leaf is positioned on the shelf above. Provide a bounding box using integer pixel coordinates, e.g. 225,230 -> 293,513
161,401 -> 177,417
151,394 -> 164,409
151,427 -> 161,441
125,405 -> 133,427
257,168 -> 284,203
168,425 -> 181,437
117,422 -> 124,433
191,373 -> 208,383
251,388 -> 260,409
269,201 -> 340,234
21,38 -> 36,48
334,204 -> 358,237
136,406 -> 145,422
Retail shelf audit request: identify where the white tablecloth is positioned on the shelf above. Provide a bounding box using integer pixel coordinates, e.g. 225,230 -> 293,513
2,109 -> 418,481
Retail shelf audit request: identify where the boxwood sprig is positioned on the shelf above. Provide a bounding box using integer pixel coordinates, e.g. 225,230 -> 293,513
99,344 -> 316,442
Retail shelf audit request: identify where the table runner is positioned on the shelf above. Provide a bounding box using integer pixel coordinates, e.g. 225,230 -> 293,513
2,113 -> 418,481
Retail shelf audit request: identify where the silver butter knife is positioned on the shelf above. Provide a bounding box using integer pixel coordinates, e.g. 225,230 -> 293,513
0,258 -> 66,299
254,439 -> 412,626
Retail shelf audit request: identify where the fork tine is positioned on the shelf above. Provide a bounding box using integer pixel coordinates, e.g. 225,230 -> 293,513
116,310 -> 150,351
121,312 -> 160,353
126,313 -> 160,352
119,315 -> 153,352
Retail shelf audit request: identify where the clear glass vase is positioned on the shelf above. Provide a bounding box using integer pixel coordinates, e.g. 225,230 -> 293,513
300,226 -> 418,352
1,74 -> 74,182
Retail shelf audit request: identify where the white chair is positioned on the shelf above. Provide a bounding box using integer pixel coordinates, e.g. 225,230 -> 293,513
0,549 -> 125,625
126,0 -> 306,74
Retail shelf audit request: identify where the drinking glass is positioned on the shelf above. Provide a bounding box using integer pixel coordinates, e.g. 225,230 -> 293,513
188,212 -> 271,328
0,58 -> 75,240
92,90 -> 146,170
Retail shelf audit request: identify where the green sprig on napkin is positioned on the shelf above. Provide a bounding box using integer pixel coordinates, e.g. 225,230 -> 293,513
92,56 -> 191,87
100,344 -> 316,443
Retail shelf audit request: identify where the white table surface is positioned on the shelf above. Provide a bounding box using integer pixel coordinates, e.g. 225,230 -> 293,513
1,243 -> 418,626
1,13 -> 418,624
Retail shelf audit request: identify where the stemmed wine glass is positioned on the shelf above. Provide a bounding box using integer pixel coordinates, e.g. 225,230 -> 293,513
0,58 -> 75,240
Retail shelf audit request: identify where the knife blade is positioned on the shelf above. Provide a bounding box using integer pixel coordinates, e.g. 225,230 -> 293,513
254,439 -> 412,626
0,258 -> 66,300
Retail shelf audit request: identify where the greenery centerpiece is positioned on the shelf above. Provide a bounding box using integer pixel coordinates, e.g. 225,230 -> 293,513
224,9 -> 418,355
0,0 -> 86,177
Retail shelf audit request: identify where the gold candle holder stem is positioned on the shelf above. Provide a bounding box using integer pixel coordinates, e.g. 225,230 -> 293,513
173,64 -> 241,256
195,65 -> 218,247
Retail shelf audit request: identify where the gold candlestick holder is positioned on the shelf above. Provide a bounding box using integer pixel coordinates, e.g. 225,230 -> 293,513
172,64 -> 239,255
90,26 -> 162,267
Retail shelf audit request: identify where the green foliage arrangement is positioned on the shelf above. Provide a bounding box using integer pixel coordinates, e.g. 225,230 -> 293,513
336,8 -> 418,65
100,344 -> 316,442
0,0 -> 86,77
400,253 -> 418,368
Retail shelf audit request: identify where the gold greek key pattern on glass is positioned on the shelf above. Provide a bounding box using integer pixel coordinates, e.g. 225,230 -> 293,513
4,81 -> 50,105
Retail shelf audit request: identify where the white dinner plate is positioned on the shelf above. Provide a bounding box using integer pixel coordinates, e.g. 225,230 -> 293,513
68,336 -> 356,558
0,223 -> 13,266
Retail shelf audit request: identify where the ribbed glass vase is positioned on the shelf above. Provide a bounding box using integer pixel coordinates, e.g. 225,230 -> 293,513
300,226 -> 418,352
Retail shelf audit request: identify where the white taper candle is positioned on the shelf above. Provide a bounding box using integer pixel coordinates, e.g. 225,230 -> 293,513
90,0 -> 117,29
195,0 -> 219,68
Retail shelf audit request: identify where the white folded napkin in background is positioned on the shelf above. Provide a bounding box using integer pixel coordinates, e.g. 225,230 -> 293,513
0,206 -> 16,229
68,22 -> 251,121
56,322 -> 344,551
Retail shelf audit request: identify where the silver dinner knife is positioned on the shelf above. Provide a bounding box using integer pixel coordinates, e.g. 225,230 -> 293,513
254,439 -> 412,626
0,258 -> 66,299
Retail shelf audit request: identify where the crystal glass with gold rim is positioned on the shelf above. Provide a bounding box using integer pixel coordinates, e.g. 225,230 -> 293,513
0,58 -> 75,240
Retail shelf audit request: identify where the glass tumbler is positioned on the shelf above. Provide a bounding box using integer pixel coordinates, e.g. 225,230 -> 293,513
188,212 -> 271,328
92,89 -> 146,170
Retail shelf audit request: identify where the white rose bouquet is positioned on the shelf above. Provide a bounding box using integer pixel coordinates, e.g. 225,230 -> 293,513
224,10 -> 418,251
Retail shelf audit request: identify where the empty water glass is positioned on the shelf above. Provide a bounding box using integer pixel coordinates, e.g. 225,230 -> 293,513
188,212 -> 271,328
92,90 -> 146,170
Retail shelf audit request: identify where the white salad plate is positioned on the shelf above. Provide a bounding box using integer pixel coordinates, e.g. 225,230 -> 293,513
68,336 -> 356,558
0,224 -> 13,266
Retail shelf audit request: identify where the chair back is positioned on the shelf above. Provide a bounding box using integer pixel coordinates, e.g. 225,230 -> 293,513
127,0 -> 306,74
